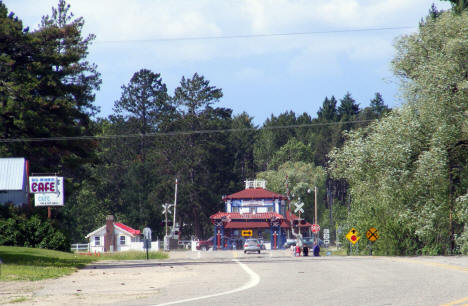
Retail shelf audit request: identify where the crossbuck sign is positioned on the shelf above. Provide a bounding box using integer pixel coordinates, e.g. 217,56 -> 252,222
162,203 -> 173,214
294,202 -> 304,214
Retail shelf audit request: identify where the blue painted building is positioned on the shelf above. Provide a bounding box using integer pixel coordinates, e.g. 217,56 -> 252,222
210,180 -> 311,250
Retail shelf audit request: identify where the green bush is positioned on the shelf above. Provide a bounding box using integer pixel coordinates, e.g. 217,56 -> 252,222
0,211 -> 70,252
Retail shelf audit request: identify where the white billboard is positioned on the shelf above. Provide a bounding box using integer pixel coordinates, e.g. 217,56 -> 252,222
34,177 -> 64,206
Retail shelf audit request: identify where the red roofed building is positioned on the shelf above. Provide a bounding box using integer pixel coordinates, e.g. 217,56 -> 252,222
209,180 -> 312,250
86,215 -> 144,253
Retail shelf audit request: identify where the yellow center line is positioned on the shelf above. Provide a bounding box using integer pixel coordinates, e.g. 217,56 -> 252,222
440,296 -> 468,306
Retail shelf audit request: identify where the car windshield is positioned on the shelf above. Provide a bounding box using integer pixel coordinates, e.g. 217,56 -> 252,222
246,239 -> 258,245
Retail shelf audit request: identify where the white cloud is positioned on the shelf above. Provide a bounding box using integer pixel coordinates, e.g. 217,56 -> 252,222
8,0 -> 451,64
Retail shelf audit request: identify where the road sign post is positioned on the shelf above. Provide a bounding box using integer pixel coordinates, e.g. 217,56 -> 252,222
366,227 -> 379,255
143,227 -> 152,260
323,228 -> 330,247
346,228 -> 360,255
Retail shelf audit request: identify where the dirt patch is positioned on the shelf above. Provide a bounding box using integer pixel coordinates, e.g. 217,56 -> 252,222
0,259 -> 197,305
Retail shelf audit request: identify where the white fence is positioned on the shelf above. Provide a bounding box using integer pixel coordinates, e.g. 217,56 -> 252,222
71,243 -> 90,253
71,241 -> 160,253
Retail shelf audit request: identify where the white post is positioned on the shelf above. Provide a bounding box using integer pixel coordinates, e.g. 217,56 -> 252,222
172,178 -> 178,236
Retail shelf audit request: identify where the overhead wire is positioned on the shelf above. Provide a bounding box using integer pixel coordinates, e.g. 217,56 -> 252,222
0,119 -> 376,143
94,26 -> 415,44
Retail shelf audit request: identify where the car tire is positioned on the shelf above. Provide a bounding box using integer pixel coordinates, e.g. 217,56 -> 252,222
257,250 -> 260,254
244,250 -> 246,253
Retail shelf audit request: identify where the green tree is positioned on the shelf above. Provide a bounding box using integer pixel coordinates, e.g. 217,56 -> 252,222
257,161 -> 327,226
269,138 -> 313,170
229,112 -> 257,183
253,111 -> 298,170
113,68 -> 173,161
442,0 -> 468,13
163,73 -> 232,238
317,96 -> 338,121
337,92 -> 360,122
329,10 -> 468,255
369,92 -> 389,118
0,0 -> 101,176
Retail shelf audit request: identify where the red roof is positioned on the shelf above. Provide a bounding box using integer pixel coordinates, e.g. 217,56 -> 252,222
210,211 -> 284,220
115,222 -> 141,235
225,222 -> 270,229
223,188 -> 287,200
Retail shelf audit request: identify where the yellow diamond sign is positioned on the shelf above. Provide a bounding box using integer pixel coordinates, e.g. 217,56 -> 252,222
366,227 -> 379,242
346,228 -> 360,245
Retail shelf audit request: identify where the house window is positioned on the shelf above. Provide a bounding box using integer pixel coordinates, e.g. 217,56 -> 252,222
120,236 -> 126,245
249,207 -> 256,213
232,206 -> 239,213
267,206 -> 273,212
95,236 -> 100,246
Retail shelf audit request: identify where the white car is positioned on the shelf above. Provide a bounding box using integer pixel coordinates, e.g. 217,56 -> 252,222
243,239 -> 261,254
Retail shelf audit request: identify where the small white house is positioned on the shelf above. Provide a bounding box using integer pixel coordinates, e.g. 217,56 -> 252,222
85,216 -> 142,253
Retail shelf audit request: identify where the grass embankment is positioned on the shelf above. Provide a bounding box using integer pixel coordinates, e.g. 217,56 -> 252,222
0,246 -> 168,281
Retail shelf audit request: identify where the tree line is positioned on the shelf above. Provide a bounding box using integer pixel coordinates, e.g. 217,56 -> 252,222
0,0 -> 466,255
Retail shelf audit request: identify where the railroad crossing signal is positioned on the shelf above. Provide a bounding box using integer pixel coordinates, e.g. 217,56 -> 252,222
346,228 -> 360,244
294,202 -> 304,214
366,227 -> 379,242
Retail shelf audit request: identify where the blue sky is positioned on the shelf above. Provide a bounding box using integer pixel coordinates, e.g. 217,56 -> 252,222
7,0 -> 451,125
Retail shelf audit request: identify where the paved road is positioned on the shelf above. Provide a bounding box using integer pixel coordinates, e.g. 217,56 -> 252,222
8,250 -> 468,306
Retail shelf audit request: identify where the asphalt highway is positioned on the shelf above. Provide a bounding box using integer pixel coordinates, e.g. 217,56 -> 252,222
120,251 -> 468,306
15,250 -> 468,306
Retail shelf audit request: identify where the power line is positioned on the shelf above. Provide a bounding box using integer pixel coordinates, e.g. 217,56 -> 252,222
95,26 -> 415,44
0,119 -> 375,143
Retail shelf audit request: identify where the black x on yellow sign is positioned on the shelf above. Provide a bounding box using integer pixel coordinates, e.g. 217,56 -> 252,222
366,227 -> 379,242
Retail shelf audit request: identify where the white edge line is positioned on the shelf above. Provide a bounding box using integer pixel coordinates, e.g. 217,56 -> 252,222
152,259 -> 260,306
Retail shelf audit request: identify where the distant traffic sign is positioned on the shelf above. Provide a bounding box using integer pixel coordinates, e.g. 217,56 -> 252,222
311,224 -> 320,233
366,227 -> 379,242
323,228 -> 330,246
241,230 -> 253,237
346,228 -> 360,244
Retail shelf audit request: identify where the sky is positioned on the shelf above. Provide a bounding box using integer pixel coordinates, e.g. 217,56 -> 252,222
6,0 -> 451,125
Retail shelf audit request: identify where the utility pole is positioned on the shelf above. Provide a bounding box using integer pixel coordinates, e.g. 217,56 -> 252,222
314,186 -> 318,225
172,178 -> 178,237
314,186 -> 318,243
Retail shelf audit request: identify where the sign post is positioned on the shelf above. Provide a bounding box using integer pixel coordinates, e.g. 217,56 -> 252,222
162,203 -> 173,251
323,228 -> 330,248
346,228 -> 360,255
366,227 -> 379,255
143,227 -> 152,260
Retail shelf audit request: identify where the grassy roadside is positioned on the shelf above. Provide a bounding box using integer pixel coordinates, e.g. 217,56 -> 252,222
0,246 -> 168,281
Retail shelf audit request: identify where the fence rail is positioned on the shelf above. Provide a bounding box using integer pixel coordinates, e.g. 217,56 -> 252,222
71,243 -> 89,253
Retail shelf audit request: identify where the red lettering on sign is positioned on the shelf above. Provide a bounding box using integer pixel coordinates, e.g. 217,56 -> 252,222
32,182 -> 37,192
38,183 -> 44,192
50,182 -> 55,192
